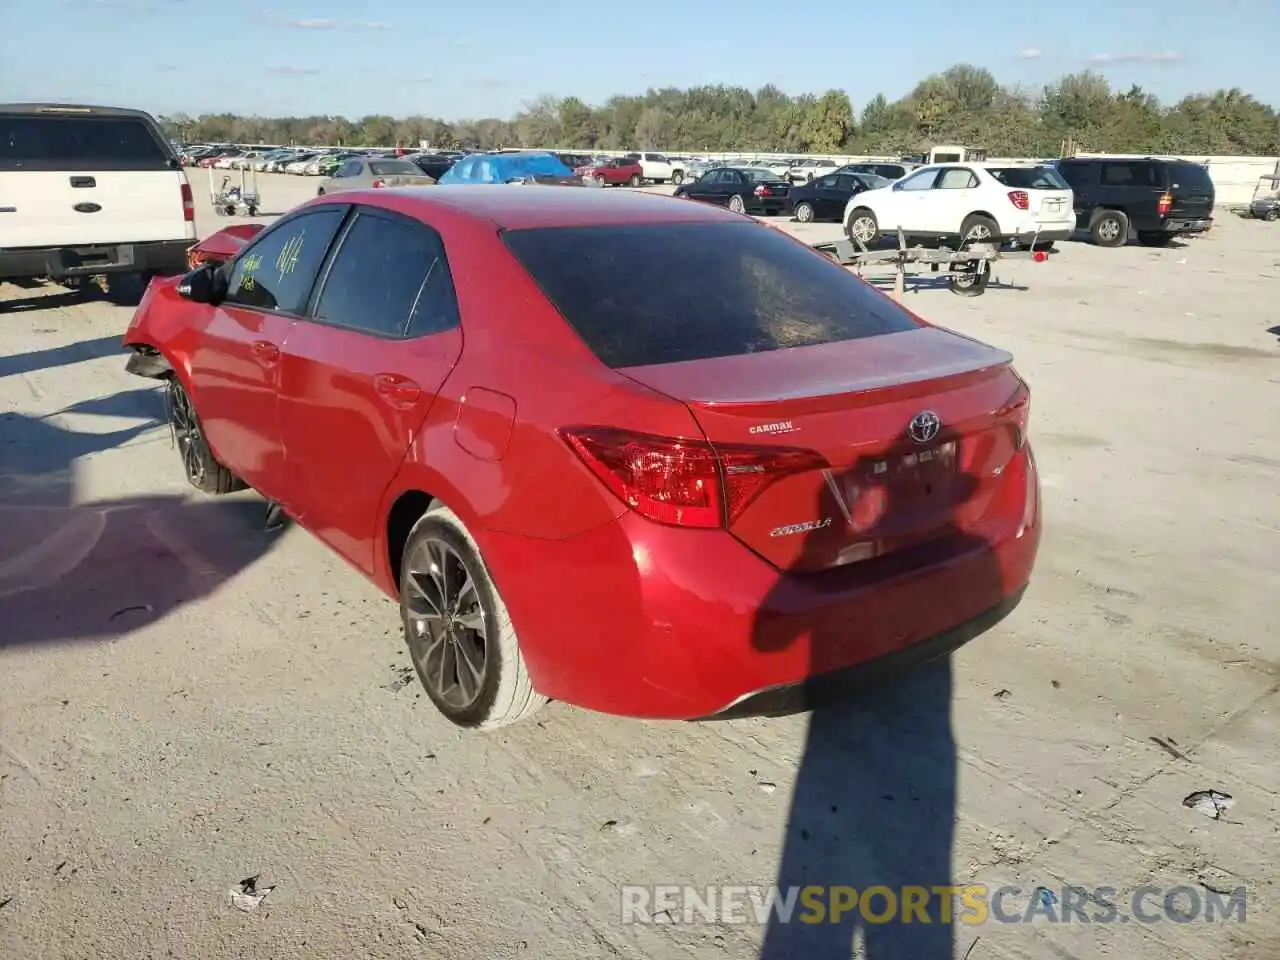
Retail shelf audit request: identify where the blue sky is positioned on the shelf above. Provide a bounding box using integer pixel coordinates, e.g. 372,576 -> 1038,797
2,0 -> 1276,120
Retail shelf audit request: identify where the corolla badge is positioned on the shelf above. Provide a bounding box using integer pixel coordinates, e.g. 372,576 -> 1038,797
907,410 -> 941,444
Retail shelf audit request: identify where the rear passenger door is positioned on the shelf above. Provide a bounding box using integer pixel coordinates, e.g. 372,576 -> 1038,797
275,205 -> 463,573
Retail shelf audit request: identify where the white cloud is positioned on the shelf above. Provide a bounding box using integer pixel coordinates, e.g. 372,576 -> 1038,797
266,65 -> 322,76
1017,48 -> 1042,59
259,11 -> 385,28
1090,51 -> 1186,63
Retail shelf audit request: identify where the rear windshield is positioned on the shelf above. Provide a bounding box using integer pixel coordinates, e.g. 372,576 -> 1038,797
1165,162 -> 1214,193
0,114 -> 173,172
503,222 -> 919,368
369,159 -> 418,176
740,168 -> 777,181
987,166 -> 1069,189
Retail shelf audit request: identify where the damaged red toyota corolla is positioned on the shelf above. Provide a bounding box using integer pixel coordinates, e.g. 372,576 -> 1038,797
122,186 -> 1041,728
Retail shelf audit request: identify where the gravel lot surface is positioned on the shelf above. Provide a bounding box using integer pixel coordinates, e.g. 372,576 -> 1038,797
2,173 -> 1277,959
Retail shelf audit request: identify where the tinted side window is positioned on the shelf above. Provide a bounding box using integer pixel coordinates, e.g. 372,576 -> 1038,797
1056,162 -> 1093,188
835,175 -> 856,191
0,114 -> 173,172
224,207 -> 346,313
1101,162 -> 1157,187
502,222 -> 919,368
312,209 -> 455,338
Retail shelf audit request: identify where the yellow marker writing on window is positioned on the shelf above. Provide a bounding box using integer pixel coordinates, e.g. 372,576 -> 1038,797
277,231 -> 304,277
241,253 -> 262,291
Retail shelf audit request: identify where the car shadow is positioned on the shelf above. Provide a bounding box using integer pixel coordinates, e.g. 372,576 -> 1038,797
753,453 -> 1008,959
0,392 -> 282,649
0,335 -> 129,380
0,388 -> 163,501
863,276 -> 1030,296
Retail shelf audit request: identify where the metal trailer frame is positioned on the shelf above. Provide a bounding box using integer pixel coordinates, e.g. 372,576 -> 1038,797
208,164 -> 261,218
812,228 -> 1047,299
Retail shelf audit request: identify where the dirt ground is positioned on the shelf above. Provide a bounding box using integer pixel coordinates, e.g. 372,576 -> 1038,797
1,173 -> 1277,960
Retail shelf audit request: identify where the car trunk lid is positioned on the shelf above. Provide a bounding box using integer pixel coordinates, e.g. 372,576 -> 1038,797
618,327 -> 1024,572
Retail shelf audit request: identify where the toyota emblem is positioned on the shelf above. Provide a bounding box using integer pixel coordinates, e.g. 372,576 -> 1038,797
907,410 -> 942,444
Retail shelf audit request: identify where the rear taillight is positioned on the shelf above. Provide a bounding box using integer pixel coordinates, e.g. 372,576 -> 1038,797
1157,193 -> 1172,216
560,427 -> 827,528
371,178 -> 387,188
180,182 -> 194,221
1007,190 -> 1029,210
754,185 -> 772,197
1001,379 -> 1031,450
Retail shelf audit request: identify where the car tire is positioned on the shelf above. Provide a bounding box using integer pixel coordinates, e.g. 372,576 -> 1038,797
629,174 -> 641,187
794,202 -> 816,223
671,170 -> 684,185
316,187 -> 325,196
400,503 -> 546,729
960,213 -> 1000,245
1137,231 -> 1175,247
1090,210 -> 1128,248
166,376 -> 243,495
1265,208 -> 1280,222
948,262 -> 990,297
728,194 -> 746,214
845,207 -> 878,246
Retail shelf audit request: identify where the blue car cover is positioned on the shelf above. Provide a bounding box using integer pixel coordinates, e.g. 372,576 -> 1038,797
437,152 -> 575,184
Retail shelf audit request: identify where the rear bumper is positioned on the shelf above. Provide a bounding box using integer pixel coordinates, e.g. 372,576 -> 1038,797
480,448 -> 1041,719
0,239 -> 190,281
1162,217 -> 1213,234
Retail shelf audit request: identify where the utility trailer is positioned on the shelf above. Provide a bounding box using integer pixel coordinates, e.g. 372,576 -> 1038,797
812,229 -> 1048,299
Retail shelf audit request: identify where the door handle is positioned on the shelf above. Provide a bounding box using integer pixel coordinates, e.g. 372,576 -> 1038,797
250,340 -> 279,365
373,373 -> 422,407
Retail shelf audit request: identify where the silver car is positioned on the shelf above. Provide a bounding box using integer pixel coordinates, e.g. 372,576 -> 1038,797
316,157 -> 437,195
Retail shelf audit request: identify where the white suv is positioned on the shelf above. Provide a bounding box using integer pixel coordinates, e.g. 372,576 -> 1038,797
842,163 -> 1075,247
0,103 -> 196,299
623,152 -> 687,184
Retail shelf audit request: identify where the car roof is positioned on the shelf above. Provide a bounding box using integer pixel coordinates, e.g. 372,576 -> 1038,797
0,102 -> 155,119
371,184 -> 744,229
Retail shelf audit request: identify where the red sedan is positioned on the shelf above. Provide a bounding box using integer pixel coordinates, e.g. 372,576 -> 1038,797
122,187 -> 1041,728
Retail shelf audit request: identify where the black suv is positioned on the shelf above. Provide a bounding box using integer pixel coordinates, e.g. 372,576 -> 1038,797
1052,157 -> 1215,247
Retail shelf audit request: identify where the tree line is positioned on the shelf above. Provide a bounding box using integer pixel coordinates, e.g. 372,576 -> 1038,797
159,65 -> 1280,158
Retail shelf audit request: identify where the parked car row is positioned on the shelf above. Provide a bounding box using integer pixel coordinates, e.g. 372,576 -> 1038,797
670,156 -> 1215,251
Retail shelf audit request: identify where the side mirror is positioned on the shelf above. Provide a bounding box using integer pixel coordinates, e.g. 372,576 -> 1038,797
177,263 -> 227,304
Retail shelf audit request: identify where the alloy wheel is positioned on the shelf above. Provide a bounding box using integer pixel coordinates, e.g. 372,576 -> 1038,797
1097,218 -> 1121,242
403,537 -> 488,710
850,216 -> 876,244
167,380 -> 206,487
796,203 -> 815,223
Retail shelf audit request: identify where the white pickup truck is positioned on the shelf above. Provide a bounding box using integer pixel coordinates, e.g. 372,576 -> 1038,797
623,151 -> 687,185
0,103 -> 195,300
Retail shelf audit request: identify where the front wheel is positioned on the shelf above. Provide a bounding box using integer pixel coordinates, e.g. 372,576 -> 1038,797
794,202 -> 816,223
400,504 -> 546,729
846,207 -> 878,245
166,377 -> 242,495
728,194 -> 746,214
1265,208 -> 1280,222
